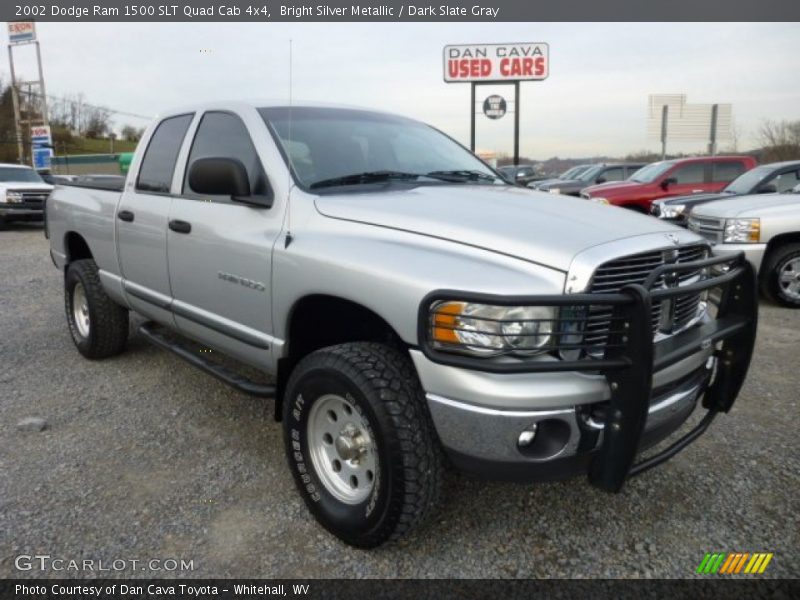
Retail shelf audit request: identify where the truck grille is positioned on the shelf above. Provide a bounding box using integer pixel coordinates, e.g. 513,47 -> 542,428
687,215 -> 724,244
581,245 -> 708,356
16,190 -> 50,205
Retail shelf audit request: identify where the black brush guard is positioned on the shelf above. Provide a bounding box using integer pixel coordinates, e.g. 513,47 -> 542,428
419,252 -> 758,493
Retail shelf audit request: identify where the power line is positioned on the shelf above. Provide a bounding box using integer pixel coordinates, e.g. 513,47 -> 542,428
29,91 -> 153,121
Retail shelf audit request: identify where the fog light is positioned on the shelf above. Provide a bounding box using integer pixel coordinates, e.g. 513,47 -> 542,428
518,423 -> 538,447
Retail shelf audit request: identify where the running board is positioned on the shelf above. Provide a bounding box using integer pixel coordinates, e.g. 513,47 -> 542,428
138,322 -> 276,398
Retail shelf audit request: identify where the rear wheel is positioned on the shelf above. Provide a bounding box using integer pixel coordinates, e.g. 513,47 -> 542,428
761,243 -> 800,308
282,342 -> 443,548
65,259 -> 129,358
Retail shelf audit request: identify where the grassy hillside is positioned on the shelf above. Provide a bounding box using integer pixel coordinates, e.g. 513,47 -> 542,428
58,137 -> 139,155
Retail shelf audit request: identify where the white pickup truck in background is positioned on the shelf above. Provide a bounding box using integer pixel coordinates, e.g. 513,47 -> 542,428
689,183 -> 800,307
0,163 -> 53,228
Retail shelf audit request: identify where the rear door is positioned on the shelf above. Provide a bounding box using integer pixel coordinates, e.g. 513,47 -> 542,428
116,113 -> 193,324
710,160 -> 749,190
166,110 -> 283,368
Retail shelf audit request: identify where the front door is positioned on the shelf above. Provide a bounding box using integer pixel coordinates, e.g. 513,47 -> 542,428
166,110 -> 283,369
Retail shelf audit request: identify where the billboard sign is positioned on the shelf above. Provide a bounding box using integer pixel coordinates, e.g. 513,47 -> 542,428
444,43 -> 548,82
8,22 -> 36,44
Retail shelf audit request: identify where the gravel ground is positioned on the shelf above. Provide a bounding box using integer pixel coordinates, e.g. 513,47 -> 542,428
1,224 -> 798,579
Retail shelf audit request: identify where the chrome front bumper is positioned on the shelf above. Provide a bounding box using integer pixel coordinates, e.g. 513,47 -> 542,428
423,360 -> 712,479
712,243 -> 767,274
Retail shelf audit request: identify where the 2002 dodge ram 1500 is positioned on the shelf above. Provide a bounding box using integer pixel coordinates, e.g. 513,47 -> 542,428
47,102 -> 758,548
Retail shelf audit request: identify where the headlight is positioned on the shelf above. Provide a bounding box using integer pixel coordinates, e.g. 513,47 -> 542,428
589,197 -> 609,204
5,191 -> 23,204
660,204 -> 686,219
723,218 -> 760,243
429,301 -> 555,357
548,188 -> 561,195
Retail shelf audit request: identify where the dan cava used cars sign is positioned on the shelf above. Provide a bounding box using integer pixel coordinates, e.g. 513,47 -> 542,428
443,43 -> 549,82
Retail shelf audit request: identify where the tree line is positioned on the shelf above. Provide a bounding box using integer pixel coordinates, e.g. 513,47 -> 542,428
0,79 -> 144,163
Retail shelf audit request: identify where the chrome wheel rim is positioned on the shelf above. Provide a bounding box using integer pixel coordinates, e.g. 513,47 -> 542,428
307,394 -> 376,505
72,282 -> 91,338
778,257 -> 800,301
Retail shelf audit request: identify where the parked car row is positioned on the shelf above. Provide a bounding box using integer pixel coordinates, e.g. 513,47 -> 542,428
530,162 -> 645,196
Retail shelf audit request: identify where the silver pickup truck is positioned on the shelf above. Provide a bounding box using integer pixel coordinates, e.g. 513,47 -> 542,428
46,101 -> 758,548
688,184 -> 800,307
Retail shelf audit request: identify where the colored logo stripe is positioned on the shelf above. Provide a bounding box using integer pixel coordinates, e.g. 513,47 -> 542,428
698,552 -> 773,574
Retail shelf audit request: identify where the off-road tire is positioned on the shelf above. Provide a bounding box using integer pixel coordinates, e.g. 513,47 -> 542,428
65,259 -> 129,358
283,342 -> 444,548
761,243 -> 800,308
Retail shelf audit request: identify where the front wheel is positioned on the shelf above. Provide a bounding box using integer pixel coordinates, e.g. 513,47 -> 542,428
282,342 -> 443,548
761,243 -> 800,308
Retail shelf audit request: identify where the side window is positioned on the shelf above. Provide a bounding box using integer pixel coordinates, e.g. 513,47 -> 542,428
769,169 -> 800,193
183,111 -> 269,198
625,166 -> 642,178
599,167 -> 624,182
671,163 -> 705,184
713,161 -> 747,182
136,114 -> 193,193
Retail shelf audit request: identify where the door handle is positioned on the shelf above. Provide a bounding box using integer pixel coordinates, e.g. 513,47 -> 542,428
117,210 -> 135,222
168,219 -> 192,234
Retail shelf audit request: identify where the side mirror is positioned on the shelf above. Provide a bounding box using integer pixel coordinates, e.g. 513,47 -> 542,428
595,177 -> 607,184
757,184 -> 777,194
661,177 -> 677,190
188,157 -> 273,207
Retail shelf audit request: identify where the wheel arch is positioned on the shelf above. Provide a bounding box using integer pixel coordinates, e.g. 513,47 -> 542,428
274,294 -> 407,421
63,231 -> 94,267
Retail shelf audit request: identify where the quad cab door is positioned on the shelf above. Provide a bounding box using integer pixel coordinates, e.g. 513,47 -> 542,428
660,161 -> 710,198
116,113 -> 193,325
166,110 -> 283,369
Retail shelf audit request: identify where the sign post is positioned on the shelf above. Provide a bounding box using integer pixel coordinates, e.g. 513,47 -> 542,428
7,21 -> 49,165
443,42 -> 548,165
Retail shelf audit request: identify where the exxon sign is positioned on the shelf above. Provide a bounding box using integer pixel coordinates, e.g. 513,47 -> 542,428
443,43 -> 549,83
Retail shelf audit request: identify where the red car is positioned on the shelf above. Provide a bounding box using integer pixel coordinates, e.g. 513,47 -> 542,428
580,155 -> 758,212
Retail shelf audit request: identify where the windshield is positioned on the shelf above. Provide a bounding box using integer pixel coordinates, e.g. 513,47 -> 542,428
259,107 -> 503,190
630,161 -> 674,183
723,166 -> 773,194
559,165 -> 589,179
576,165 -> 605,183
0,167 -> 44,183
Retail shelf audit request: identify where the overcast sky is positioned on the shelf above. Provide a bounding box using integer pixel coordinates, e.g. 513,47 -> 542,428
3,22 -> 799,159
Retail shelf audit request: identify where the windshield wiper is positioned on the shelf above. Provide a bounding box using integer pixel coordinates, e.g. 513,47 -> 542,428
425,170 -> 500,183
309,170 -> 421,189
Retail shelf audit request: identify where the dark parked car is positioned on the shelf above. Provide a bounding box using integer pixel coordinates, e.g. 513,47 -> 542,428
534,163 -> 645,196
652,160 -> 800,225
528,164 -> 593,189
497,164 -> 542,186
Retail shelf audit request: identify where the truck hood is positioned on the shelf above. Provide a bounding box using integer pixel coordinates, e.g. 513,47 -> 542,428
314,184 -> 685,272
660,192 -> 732,207
692,194 -> 800,218
582,180 -> 645,198
0,181 -> 53,192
